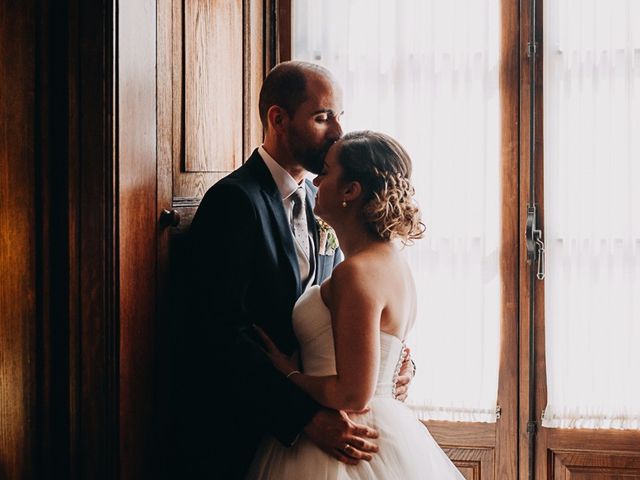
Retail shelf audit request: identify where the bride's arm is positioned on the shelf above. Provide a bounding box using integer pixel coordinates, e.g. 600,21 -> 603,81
258,261 -> 382,411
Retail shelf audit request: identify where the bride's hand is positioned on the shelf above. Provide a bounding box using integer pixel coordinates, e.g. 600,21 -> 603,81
253,324 -> 300,377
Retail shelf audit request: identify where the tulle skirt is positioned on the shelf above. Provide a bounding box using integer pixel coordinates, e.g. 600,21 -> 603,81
246,397 -> 465,479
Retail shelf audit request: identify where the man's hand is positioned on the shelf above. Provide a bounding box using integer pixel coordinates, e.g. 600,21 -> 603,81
253,324 -> 299,376
303,409 -> 379,465
394,346 -> 416,402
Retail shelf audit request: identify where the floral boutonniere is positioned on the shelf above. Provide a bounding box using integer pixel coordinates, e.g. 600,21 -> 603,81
316,217 -> 339,256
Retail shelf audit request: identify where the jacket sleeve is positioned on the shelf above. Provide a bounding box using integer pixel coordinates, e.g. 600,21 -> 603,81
188,182 -> 320,445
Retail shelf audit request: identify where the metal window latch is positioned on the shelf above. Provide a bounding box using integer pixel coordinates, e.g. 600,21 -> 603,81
526,205 -> 545,280
527,41 -> 538,58
496,405 -> 502,420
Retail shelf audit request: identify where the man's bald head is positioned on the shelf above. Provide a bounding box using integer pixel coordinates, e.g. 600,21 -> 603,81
259,61 -> 335,130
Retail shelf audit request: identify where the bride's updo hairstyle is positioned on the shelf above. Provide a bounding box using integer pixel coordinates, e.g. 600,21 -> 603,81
337,131 -> 426,244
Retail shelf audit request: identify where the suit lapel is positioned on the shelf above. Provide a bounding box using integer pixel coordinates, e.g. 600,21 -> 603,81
245,152 -> 302,296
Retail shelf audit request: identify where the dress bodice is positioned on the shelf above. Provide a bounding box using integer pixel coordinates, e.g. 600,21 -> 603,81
250,285 -> 467,480
292,285 -> 406,398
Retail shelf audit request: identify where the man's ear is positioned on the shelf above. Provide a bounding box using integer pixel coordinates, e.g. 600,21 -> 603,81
343,181 -> 363,202
267,105 -> 288,133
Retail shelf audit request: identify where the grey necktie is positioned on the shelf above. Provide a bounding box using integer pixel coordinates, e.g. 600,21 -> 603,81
291,187 -> 310,258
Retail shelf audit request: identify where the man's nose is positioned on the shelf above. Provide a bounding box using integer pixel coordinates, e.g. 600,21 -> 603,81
330,117 -> 342,140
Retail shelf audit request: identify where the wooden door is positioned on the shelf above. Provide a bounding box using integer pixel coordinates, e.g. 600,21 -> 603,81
118,0 -> 273,477
518,1 -> 640,479
154,0 -> 272,475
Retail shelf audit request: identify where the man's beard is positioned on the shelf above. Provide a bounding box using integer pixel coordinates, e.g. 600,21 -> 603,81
298,147 -> 328,174
288,129 -> 332,174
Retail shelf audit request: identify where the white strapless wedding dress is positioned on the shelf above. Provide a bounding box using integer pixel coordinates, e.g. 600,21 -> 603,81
247,285 -> 465,479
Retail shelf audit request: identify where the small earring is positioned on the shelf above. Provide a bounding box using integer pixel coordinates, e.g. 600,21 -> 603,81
341,200 -> 348,208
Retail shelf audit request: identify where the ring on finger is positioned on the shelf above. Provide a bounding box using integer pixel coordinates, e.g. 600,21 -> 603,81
344,443 -> 351,452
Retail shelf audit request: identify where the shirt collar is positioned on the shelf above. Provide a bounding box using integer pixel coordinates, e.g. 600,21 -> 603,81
258,145 -> 304,201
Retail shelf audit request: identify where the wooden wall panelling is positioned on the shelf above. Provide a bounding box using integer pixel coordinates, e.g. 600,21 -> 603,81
156,0 -> 175,473
43,1 -> 72,478
0,2 -> 37,479
1,1 -> 119,479
118,0 -> 158,478
72,0 -> 119,478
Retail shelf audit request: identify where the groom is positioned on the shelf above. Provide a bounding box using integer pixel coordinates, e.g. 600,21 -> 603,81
185,61 -> 411,479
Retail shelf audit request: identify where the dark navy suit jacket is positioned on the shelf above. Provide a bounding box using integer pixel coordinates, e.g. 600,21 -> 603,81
184,149 -> 341,478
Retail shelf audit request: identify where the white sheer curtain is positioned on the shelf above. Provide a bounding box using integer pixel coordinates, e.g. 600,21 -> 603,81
543,0 -> 640,429
293,0 -> 501,422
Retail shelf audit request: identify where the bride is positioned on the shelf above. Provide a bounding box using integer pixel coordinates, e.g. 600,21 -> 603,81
248,130 -> 465,479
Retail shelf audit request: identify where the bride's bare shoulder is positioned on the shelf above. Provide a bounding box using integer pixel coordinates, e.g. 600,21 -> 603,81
330,249 -> 395,294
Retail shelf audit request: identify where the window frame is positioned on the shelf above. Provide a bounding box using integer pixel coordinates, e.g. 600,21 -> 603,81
278,0 -> 519,477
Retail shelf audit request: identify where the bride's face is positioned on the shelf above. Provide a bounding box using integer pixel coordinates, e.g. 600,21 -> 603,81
312,142 -> 345,222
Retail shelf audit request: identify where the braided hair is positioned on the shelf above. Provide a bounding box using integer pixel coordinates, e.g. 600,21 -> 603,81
337,131 -> 426,244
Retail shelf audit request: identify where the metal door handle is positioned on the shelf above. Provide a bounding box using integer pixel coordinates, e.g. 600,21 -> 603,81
160,209 -> 180,227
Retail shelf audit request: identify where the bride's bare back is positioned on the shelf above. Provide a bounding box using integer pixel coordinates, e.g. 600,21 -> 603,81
311,242 -> 416,410
321,242 -> 417,341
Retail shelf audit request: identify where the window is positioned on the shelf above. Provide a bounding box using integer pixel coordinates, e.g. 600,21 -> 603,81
542,0 -> 640,430
293,0 -> 503,424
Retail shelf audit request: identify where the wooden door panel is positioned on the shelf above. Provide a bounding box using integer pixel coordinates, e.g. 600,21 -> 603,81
158,0 -> 266,271
551,450 -> 640,479
172,0 -> 234,204
428,421 -> 497,479
537,429 -> 640,480
168,0 -> 263,214
184,0 -> 243,173
445,448 -> 495,480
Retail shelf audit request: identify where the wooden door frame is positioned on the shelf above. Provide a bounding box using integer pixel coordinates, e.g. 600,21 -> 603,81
65,0 -> 161,478
39,0 -> 121,478
70,0 -> 119,478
